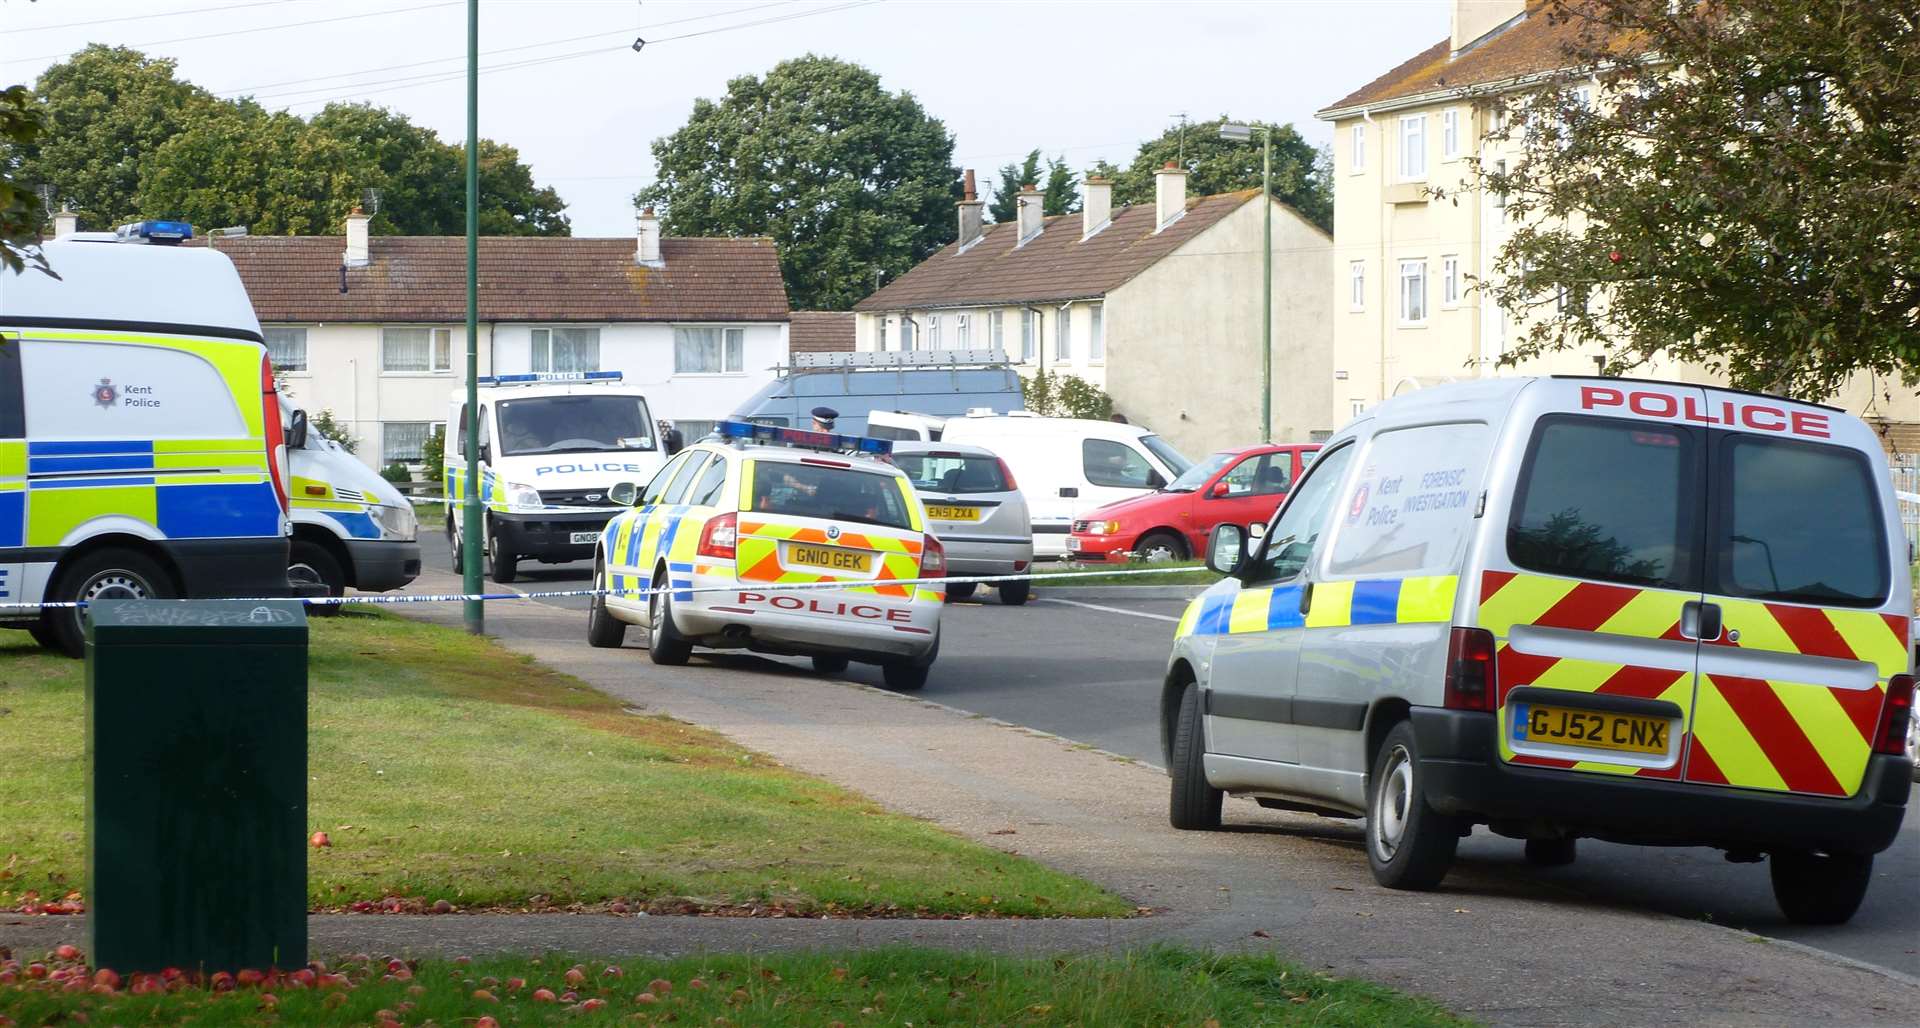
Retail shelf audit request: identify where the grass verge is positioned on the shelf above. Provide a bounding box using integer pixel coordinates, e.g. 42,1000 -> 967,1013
0,611 -> 1128,918
0,946 -> 1466,1027
1032,559 -> 1222,588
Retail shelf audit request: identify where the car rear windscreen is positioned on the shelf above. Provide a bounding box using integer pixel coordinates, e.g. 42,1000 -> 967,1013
895,452 -> 1008,494
1508,416 -> 1699,590
1716,435 -> 1887,606
747,461 -> 914,530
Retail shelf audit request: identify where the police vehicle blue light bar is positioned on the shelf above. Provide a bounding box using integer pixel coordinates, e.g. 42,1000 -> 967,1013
476,371 -> 624,386
114,220 -> 194,245
714,419 -> 892,456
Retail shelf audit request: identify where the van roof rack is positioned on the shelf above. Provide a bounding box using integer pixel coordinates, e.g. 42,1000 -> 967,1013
776,348 -> 1013,373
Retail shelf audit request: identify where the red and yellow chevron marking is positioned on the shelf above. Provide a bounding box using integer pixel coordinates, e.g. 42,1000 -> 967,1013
1478,571 -> 1910,796
733,520 -> 930,600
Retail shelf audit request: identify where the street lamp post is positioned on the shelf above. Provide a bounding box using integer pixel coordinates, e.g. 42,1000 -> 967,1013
1220,122 -> 1271,443
461,0 -> 483,633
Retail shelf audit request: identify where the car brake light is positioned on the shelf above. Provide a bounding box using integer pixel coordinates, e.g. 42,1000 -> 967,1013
800,457 -> 850,468
1443,627 -> 1497,712
698,512 -> 738,560
996,458 -> 1018,492
1872,673 -> 1913,756
260,354 -> 289,516
920,535 -> 946,578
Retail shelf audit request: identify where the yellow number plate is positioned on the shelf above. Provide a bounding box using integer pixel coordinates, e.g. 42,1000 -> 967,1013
925,505 -> 981,522
786,544 -> 873,573
1515,703 -> 1669,755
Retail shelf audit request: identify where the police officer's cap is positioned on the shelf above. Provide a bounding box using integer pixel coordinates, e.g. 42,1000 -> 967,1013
810,406 -> 839,428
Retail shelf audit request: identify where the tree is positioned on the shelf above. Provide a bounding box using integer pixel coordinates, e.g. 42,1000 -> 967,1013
1042,156 -> 1079,215
308,410 -> 358,454
1022,369 -> 1113,419
989,150 -> 1042,223
638,55 -> 958,311
1110,116 -> 1331,231
309,103 -> 462,235
138,100 -> 357,235
2,84 -> 50,275
1461,0 -> 1920,397
470,138 -> 568,236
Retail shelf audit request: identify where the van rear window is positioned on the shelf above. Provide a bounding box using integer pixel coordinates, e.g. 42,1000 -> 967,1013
1716,435 -> 1887,606
747,460 -> 913,530
1508,416 -> 1699,590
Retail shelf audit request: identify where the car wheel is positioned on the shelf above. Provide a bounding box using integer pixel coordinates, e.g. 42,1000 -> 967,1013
1168,680 -> 1223,830
811,654 -> 850,675
647,565 -> 691,666
289,539 -> 346,617
43,548 -> 174,659
997,579 -> 1031,606
1524,837 -> 1577,867
486,520 -> 518,584
1366,720 -> 1461,890
946,581 -> 977,601
881,635 -> 937,691
1135,531 -> 1186,564
1769,849 -> 1873,925
586,554 -> 626,649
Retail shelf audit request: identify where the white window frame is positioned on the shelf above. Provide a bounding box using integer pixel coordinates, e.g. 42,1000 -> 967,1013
990,310 -> 1005,352
381,421 -> 432,464
1020,308 -> 1036,362
928,314 -> 943,350
1398,114 -> 1426,181
1349,261 -> 1366,312
672,324 -> 746,375
899,315 -> 916,352
1054,304 -> 1072,361
264,326 -> 308,374
1398,259 -> 1427,325
1441,255 -> 1461,307
1088,302 -> 1104,363
1441,109 -> 1461,160
1350,123 -> 1366,173
380,326 -> 452,374
529,325 -> 602,374
872,316 -> 886,351
957,312 -> 971,349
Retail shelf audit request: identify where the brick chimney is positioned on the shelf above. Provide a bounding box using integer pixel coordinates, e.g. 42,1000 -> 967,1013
52,209 -> 78,238
343,205 -> 370,267
1153,162 -> 1187,231
635,206 -> 663,266
956,169 -> 985,250
1016,183 -> 1044,244
1081,177 -> 1112,238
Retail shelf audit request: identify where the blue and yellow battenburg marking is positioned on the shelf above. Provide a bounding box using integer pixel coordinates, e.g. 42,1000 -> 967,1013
1176,575 -> 1459,638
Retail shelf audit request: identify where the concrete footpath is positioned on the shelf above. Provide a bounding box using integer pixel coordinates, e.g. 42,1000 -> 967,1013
9,581 -> 1918,1027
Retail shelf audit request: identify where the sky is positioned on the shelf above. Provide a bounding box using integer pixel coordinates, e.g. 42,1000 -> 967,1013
1,0 -> 1447,236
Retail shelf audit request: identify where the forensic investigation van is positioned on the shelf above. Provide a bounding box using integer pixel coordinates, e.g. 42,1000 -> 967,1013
444,372 -> 674,582
1167,376 -> 1912,925
287,432 -> 419,601
0,223 -> 296,655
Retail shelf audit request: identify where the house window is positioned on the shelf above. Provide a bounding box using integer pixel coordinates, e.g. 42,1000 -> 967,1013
1399,260 -> 1427,324
1398,114 -> 1426,180
1350,123 -> 1365,172
381,327 -> 451,373
382,421 -> 431,464
957,313 -> 971,349
1442,255 -> 1460,307
990,310 -> 1005,352
872,316 -> 886,350
1054,305 -> 1071,361
1351,399 -> 1367,418
264,327 -> 307,373
1493,159 -> 1508,209
530,326 -> 601,373
1561,86 -> 1593,148
1089,303 -> 1104,362
1441,109 -> 1460,160
1020,308 -> 1036,362
899,316 -> 916,351
1349,261 -> 1366,311
674,326 -> 745,374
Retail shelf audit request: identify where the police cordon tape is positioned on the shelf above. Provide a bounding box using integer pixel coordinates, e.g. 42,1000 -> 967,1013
0,564 -> 1206,611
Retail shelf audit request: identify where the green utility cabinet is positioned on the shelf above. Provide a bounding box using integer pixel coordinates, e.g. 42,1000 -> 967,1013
85,600 -> 308,973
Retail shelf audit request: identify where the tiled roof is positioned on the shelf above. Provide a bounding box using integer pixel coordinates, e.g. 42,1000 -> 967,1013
202,235 -> 789,323
852,190 -> 1261,312
788,311 -> 855,352
1319,3 -> 1595,114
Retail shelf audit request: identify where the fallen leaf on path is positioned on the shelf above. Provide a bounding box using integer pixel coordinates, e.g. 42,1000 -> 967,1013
1251,929 -> 1271,938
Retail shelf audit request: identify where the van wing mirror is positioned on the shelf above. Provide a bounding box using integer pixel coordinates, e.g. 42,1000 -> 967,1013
608,481 -> 639,507
1205,523 -> 1247,576
287,409 -> 309,449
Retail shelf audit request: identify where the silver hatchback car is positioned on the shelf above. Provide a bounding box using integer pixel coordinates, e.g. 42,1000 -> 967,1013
892,441 -> 1035,605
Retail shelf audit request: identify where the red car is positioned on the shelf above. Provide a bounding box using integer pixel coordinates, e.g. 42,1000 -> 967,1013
1065,443 -> 1320,563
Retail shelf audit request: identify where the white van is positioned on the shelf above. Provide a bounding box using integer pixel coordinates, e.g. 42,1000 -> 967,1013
287,430 -> 419,600
872,411 -> 1192,558
444,372 -> 673,582
1167,376 -> 1913,924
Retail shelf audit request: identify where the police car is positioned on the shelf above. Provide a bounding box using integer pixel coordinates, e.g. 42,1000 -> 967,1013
586,421 -> 945,689
1166,376 -> 1912,925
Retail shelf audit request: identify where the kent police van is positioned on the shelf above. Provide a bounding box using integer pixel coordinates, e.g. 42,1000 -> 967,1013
0,224 -> 296,655
287,432 -> 419,601
444,372 -> 672,582
1166,376 -> 1912,925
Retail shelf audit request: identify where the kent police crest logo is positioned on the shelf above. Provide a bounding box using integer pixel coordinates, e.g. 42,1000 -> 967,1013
92,378 -> 118,409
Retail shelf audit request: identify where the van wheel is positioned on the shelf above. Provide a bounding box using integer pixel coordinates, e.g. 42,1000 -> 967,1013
1524,837 -> 1577,867
43,548 -> 174,659
1769,849 -> 1872,925
289,539 -> 345,617
946,582 -> 977,601
486,521 -> 518,584
811,654 -> 850,675
27,622 -> 59,651
1366,720 -> 1460,890
647,566 -> 691,666
447,517 -> 463,572
1168,680 -> 1223,830
586,555 -> 626,649
998,580 -> 1031,606
1135,531 -> 1186,563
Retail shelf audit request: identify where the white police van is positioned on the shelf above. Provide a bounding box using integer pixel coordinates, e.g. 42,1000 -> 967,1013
286,431 -> 419,602
444,372 -> 674,582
